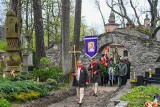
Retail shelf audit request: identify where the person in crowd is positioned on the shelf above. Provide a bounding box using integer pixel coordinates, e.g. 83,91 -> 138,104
105,55 -> 110,84
88,58 -> 101,97
72,60 -> 89,106
117,59 -> 127,87
124,58 -> 131,83
108,58 -> 115,86
100,54 -> 107,86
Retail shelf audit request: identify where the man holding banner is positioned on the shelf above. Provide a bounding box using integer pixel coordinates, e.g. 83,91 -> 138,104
88,58 -> 101,97
85,35 -> 101,97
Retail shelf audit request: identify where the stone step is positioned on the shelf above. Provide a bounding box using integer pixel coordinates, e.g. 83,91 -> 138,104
115,101 -> 128,107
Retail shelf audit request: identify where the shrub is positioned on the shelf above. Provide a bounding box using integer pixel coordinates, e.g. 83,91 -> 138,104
0,99 -> 11,107
0,42 -> 6,51
120,86 -> 160,107
30,66 -> 63,82
40,57 -> 52,69
14,91 -> 40,102
31,68 -> 54,82
9,72 -> 31,81
46,78 -> 57,86
0,79 -> 48,101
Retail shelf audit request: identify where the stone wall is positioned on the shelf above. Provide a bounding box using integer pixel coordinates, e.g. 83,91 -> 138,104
98,31 -> 160,74
46,31 -> 160,76
45,43 -> 86,68
46,44 -> 62,67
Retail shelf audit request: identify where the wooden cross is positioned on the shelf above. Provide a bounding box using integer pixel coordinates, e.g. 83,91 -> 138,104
69,45 -> 81,75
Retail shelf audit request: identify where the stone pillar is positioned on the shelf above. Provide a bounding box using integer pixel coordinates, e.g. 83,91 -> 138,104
0,57 -> 5,72
4,10 -> 22,75
22,33 -> 33,72
23,53 -> 29,72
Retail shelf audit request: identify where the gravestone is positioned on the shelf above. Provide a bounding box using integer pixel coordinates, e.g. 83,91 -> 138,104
23,32 -> 33,72
4,10 -> 22,75
0,49 -> 6,73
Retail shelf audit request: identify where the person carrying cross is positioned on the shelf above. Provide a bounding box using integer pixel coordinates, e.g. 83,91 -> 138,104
72,60 -> 89,106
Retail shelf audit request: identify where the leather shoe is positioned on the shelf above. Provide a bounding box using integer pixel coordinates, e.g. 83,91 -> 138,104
77,102 -> 82,106
93,93 -> 98,97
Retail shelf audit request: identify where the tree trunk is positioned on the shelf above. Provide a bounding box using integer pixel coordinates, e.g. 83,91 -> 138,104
61,0 -> 71,75
25,0 -> 29,32
46,0 -> 50,48
73,0 -> 82,50
72,0 -> 82,68
33,0 -> 46,69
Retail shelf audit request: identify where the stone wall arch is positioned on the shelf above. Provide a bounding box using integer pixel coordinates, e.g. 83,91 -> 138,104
45,31 -> 160,75
98,31 -> 160,74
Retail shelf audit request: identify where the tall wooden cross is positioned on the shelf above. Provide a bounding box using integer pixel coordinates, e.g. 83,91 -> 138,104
69,45 -> 81,75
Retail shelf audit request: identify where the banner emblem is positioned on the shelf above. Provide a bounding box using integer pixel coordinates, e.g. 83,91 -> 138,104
84,35 -> 98,58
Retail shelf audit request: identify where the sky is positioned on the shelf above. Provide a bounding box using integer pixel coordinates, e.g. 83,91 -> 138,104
0,0 -> 6,24
0,0 -> 110,34
81,0 -> 111,34
81,0 -> 154,34
0,0 -> 154,34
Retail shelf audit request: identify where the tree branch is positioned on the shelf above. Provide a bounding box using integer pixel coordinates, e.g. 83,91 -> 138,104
106,0 -> 133,26
95,0 -> 105,25
106,0 -> 158,38
120,0 -> 127,16
129,0 -> 142,27
152,25 -> 160,38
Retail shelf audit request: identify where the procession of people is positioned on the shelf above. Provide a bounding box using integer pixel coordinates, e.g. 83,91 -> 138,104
70,34 -> 132,106
71,52 -> 131,106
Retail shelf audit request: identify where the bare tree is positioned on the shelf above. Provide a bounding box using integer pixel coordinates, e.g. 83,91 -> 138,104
106,0 -> 160,39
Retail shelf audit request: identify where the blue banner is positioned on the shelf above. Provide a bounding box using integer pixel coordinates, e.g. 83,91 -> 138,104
84,35 -> 98,58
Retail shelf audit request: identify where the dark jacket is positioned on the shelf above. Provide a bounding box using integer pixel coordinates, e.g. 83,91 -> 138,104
117,63 -> 127,76
72,66 -> 89,87
88,62 -> 101,83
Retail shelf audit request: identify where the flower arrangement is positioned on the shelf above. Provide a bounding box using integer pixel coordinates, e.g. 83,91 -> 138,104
144,101 -> 160,107
149,71 -> 153,77
130,79 -> 137,83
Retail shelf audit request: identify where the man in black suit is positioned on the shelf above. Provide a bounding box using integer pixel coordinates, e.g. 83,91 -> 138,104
72,60 -> 89,105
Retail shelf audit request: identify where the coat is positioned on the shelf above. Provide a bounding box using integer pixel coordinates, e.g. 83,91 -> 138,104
72,66 -> 89,87
88,62 -> 101,83
117,63 -> 127,76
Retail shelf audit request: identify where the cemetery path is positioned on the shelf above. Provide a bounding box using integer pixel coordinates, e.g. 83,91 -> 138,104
48,85 -> 119,107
